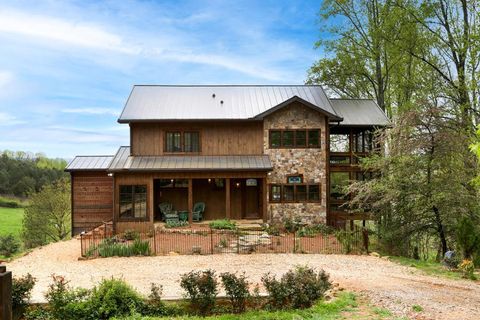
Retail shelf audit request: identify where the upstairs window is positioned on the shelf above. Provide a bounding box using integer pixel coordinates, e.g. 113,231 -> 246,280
165,131 -> 200,153
330,133 -> 350,152
269,129 -> 321,149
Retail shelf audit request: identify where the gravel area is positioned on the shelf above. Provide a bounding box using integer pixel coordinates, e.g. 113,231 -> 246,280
6,239 -> 480,319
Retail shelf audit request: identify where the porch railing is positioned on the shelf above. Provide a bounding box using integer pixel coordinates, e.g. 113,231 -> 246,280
80,225 -> 369,258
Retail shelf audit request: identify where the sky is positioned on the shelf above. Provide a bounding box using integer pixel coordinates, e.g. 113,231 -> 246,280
0,0 -> 329,159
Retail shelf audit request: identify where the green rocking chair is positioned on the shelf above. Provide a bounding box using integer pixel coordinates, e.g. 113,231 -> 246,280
192,202 -> 205,222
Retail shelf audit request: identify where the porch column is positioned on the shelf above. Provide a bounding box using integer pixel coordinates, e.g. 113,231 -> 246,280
262,177 -> 268,222
188,179 -> 193,224
225,178 -> 231,219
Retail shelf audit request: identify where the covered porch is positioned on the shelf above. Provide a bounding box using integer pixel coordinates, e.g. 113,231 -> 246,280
154,177 -> 267,223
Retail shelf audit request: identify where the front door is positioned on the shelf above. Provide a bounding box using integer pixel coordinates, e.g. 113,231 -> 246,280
243,179 -> 260,219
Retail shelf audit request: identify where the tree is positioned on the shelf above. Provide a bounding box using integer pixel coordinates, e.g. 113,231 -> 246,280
22,178 -> 71,248
348,104 -> 478,258
306,0 -> 428,117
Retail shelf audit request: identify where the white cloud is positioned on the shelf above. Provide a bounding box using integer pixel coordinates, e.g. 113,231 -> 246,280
61,107 -> 119,116
0,112 -> 26,125
0,8 -> 140,54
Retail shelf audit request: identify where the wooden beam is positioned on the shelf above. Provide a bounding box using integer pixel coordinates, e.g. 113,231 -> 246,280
262,177 -> 268,222
188,179 -> 193,224
225,178 -> 231,219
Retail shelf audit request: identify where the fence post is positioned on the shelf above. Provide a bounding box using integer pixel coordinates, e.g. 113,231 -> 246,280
80,233 -> 84,257
0,265 -> 12,320
293,231 -> 296,253
362,228 -> 369,253
153,227 -> 157,255
210,229 -> 214,255
103,222 -> 107,238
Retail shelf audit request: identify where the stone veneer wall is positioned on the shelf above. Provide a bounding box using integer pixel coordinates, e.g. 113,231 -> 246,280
264,102 -> 327,224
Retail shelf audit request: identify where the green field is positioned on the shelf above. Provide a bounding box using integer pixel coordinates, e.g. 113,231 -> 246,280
0,207 -> 24,238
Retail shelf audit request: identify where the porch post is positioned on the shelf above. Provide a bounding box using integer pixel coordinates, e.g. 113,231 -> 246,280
188,179 -> 193,224
225,178 -> 231,219
262,177 -> 268,223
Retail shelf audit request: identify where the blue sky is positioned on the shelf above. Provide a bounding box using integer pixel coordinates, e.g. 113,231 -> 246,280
0,0 -> 327,159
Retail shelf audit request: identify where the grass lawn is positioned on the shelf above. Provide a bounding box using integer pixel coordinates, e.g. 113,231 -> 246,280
389,256 -> 478,280
120,292 -> 398,320
0,207 -> 24,238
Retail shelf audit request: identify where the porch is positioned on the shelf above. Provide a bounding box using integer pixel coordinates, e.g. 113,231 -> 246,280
153,178 -> 267,223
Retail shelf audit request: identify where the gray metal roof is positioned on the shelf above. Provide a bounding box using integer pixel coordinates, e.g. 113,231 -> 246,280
118,85 -> 341,122
109,146 -> 272,172
330,99 -> 390,126
65,156 -> 114,172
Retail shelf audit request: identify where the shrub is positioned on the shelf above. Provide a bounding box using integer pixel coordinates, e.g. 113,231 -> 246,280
263,224 -> 281,236
180,270 -> 218,315
24,306 -> 53,320
335,230 -> 360,253
165,220 -> 189,228
283,217 -> 302,233
220,272 -> 250,313
88,278 -> 145,319
209,219 -> 236,230
0,196 -> 21,208
94,238 -> 151,257
45,275 -> 91,320
297,224 -> 334,237
0,234 -> 20,257
123,229 -> 140,241
12,273 -> 36,317
458,259 -> 476,280
261,266 -> 331,310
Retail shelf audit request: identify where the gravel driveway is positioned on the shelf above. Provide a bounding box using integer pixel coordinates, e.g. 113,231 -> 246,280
6,239 -> 480,319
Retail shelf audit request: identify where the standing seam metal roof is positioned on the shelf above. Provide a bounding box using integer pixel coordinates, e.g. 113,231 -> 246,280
65,156 -> 114,171
329,99 -> 390,126
108,147 -> 272,172
118,85 -> 341,122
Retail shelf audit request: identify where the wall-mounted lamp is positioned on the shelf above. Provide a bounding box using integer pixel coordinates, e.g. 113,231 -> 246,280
170,179 -> 174,183
107,173 -> 113,177
235,182 -> 241,188
208,178 -> 212,183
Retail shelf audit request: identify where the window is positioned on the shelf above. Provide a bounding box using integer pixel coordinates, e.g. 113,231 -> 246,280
353,131 -> 373,153
330,134 -> 349,152
184,132 -> 200,152
269,131 -> 281,148
295,130 -> 307,147
269,184 -> 321,203
270,184 -> 282,202
269,129 -> 321,148
308,130 -> 320,147
165,131 -> 200,153
119,185 -> 147,220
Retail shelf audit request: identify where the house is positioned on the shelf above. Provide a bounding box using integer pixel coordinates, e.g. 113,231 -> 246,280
65,85 -> 389,235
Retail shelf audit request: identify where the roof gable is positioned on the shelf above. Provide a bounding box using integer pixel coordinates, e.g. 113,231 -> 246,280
118,85 -> 341,122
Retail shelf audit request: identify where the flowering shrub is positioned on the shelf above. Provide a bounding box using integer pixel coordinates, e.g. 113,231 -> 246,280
458,259 -> 476,279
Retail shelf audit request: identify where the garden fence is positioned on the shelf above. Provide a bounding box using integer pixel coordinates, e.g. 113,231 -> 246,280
80,224 -> 369,258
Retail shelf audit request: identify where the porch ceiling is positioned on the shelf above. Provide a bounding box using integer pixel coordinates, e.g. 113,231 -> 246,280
109,146 -> 272,172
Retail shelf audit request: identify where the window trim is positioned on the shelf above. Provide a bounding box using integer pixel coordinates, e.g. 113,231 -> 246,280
268,129 -> 321,149
164,130 -> 201,153
118,184 -> 148,222
268,183 -> 321,203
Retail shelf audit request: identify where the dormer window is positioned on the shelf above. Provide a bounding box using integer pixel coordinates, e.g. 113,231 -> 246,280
165,131 -> 200,153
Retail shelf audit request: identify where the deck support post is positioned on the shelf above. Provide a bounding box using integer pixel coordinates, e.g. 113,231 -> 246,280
188,179 -> 193,224
0,265 -> 12,320
225,178 -> 231,219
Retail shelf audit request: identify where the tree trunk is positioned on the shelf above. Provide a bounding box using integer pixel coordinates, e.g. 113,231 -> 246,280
433,205 -> 448,256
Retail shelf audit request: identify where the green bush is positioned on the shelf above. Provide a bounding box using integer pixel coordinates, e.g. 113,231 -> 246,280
180,270 -> 218,315
209,219 -> 236,230
0,197 -> 21,208
88,278 -> 145,319
123,229 -> 140,241
45,275 -> 91,320
261,266 -> 331,310
282,217 -> 302,233
12,273 -> 36,318
0,234 -> 20,257
220,272 -> 250,313
165,220 -> 189,228
335,230 -> 360,253
297,224 -> 335,237
24,305 -> 53,320
94,238 -> 151,257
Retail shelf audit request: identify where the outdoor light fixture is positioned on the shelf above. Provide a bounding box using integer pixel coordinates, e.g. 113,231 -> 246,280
170,179 -> 174,183
235,182 -> 240,188
208,178 -> 212,183
107,173 -> 113,177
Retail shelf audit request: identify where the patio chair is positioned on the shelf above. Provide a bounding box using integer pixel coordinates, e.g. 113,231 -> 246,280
192,202 -> 205,222
158,202 -> 178,223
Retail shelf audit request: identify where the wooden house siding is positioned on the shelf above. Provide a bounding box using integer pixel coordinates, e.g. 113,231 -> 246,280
130,121 -> 264,156
71,172 -> 113,235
